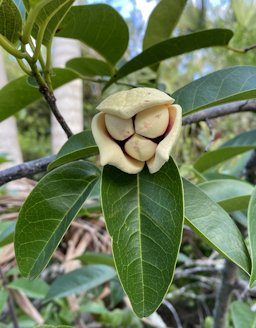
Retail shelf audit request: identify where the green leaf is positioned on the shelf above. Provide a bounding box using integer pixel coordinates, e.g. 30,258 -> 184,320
183,179 -> 250,275
77,252 -> 115,268
0,288 -> 8,315
45,265 -> 116,302
66,57 -> 114,77
0,0 -> 22,43
173,66 -> 256,116
105,29 -> 233,87
230,301 -> 256,328
34,326 -> 72,328
101,159 -> 184,317
48,130 -> 98,171
248,186 -> 256,287
14,161 -> 99,278
57,4 -> 129,65
8,277 -> 49,299
0,68 -> 79,121
143,0 -> 187,49
31,0 -> 75,46
0,221 -> 15,247
199,179 -> 253,212
194,130 -> 256,172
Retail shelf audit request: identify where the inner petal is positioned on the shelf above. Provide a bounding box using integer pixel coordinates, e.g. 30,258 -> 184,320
134,105 -> 169,138
105,114 -> 134,141
124,134 -> 157,161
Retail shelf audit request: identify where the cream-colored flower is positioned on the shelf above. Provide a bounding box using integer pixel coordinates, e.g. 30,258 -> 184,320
92,87 -> 182,174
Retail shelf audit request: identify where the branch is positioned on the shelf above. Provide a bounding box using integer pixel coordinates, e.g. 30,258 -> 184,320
182,99 -> 256,125
0,99 -> 256,186
0,155 -> 55,186
39,86 -> 73,138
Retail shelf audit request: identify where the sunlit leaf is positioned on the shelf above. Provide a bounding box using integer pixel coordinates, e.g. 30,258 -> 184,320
57,4 -> 129,64
0,0 -> 22,43
105,29 -> 232,87
173,66 -> 256,115
143,0 -> 187,49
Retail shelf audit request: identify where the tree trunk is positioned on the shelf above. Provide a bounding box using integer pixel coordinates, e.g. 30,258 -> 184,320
51,38 -> 83,153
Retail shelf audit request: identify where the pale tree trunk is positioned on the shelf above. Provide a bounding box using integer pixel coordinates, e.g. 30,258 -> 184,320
51,38 -> 83,153
0,49 -> 24,192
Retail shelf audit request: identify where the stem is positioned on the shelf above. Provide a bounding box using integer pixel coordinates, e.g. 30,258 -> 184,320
0,268 -> 19,328
213,260 -> 237,328
39,85 -> 73,138
0,35 -> 26,59
16,58 -> 32,75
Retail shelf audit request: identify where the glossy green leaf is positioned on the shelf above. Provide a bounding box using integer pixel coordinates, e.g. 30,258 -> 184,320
0,221 -> 15,247
48,130 -> 98,171
31,0 -> 74,46
77,252 -> 115,268
66,57 -> 114,77
0,68 -> 79,121
45,265 -> 116,301
143,0 -> 187,49
248,187 -> 256,287
0,0 -> 22,43
105,29 -> 232,87
57,4 -> 129,65
15,161 -> 99,278
230,301 -> 256,328
199,179 -> 253,212
101,159 -> 184,317
8,277 -> 49,299
194,130 -> 256,172
183,179 -> 250,275
173,66 -> 256,115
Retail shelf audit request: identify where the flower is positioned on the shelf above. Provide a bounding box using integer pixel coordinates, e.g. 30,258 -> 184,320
92,87 -> 182,174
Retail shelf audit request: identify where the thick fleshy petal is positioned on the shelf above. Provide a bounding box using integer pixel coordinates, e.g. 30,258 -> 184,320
92,112 -> 144,174
96,87 -> 174,119
147,104 -> 182,174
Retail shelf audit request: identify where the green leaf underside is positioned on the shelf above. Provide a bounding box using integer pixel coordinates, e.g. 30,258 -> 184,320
0,68 -> 79,122
0,0 -> 22,43
45,265 -> 116,301
77,252 -> 115,268
199,179 -> 253,212
248,187 -> 256,287
105,29 -> 233,87
48,130 -> 98,171
194,130 -> 256,172
66,57 -> 114,77
230,301 -> 256,328
143,0 -> 187,49
57,4 -> 129,65
101,159 -> 184,317
15,161 -> 99,278
183,179 -> 250,275
173,66 -> 256,116
31,0 -> 75,46
8,277 -> 49,299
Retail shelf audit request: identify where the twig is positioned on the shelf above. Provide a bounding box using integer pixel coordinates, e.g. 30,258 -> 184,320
162,300 -> 183,328
0,155 -> 55,186
0,268 -> 19,328
205,118 -> 215,151
0,100 -> 256,186
39,86 -> 73,138
213,260 -> 237,328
